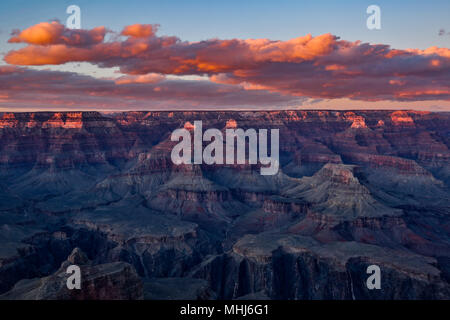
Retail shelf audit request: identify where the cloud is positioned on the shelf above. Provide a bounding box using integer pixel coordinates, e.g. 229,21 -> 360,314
121,24 -> 159,38
438,28 -> 450,36
115,73 -> 165,84
3,22 -> 450,102
9,21 -> 106,46
0,66 -> 302,110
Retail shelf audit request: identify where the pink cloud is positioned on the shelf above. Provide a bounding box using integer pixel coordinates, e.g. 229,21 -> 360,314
115,73 -> 165,85
0,66 -> 301,110
3,22 -> 450,102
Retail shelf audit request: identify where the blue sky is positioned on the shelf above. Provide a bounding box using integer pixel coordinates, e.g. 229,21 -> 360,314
0,0 -> 449,49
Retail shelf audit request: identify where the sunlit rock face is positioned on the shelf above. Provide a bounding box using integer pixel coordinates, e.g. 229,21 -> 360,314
0,110 -> 449,299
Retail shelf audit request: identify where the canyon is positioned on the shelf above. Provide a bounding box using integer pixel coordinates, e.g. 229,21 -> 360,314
0,110 -> 449,299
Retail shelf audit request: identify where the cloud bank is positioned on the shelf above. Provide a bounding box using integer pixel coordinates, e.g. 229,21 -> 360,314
0,66 -> 302,110
2,21 -> 450,110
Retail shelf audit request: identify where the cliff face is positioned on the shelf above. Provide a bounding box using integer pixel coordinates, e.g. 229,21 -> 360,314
192,234 -> 450,300
0,110 -> 449,299
0,248 -> 143,300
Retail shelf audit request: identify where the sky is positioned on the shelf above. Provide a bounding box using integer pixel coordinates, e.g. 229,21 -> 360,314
0,0 -> 449,111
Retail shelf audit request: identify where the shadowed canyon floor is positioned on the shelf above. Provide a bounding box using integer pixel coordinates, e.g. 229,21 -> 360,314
0,110 -> 449,299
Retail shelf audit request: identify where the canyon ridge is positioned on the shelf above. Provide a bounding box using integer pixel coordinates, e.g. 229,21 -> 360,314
0,110 -> 449,299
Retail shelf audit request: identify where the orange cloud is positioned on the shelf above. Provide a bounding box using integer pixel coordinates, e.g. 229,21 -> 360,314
9,22 -> 64,45
9,21 -> 106,46
121,24 -> 158,38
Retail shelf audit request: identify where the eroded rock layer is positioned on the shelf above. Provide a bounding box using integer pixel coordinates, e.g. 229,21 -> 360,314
0,110 -> 449,299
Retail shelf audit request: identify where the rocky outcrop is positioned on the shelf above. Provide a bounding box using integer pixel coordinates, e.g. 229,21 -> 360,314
283,164 -> 403,219
0,248 -> 143,300
262,197 -> 309,215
